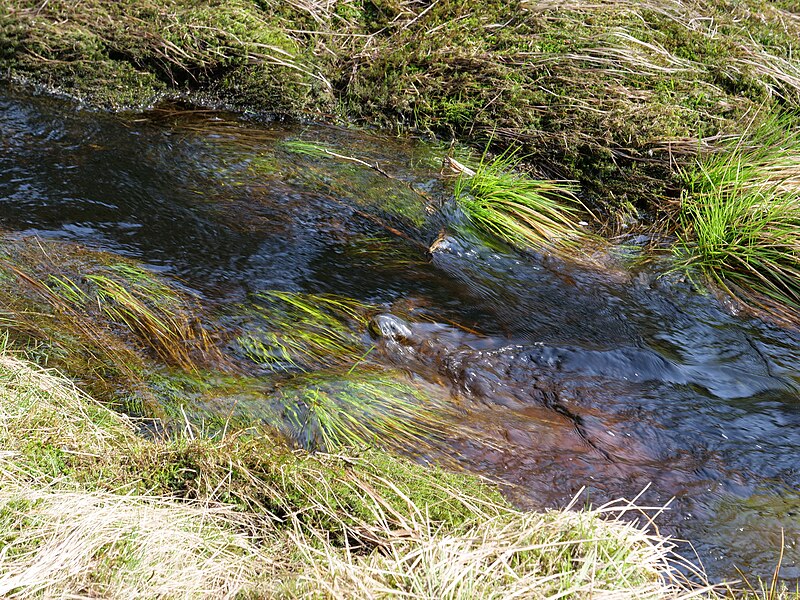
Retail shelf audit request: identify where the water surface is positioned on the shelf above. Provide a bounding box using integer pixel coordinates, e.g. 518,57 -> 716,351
2,86 -> 798,582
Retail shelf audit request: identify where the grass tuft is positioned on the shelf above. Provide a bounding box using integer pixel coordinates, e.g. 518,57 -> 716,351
0,237 -> 224,412
673,110 -> 800,318
454,149 -> 593,252
236,291 -> 375,374
262,371 -> 465,453
0,487 -> 273,599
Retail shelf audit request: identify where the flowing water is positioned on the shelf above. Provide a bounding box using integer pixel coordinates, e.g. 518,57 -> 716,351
2,86 -> 799,582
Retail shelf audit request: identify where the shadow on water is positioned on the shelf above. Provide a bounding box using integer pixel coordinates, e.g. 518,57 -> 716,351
1,85 -> 799,583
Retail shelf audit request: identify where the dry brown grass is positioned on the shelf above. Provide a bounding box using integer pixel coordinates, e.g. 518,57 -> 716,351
0,487 -> 276,599
0,353 -> 726,599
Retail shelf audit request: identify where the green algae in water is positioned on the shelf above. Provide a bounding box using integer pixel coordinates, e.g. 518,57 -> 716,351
270,138 -> 435,229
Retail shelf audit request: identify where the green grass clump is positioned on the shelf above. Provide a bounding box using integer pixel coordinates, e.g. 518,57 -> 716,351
258,371 -> 462,453
236,291 -> 375,374
63,263 -> 219,371
674,111 -> 800,318
454,150 -> 592,252
0,237 -> 223,410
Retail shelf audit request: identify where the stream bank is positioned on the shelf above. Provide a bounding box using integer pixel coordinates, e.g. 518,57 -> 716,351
2,88 -> 800,590
4,0 -> 800,216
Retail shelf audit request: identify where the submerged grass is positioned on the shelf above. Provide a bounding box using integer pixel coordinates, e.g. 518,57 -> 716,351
454,149 -> 593,252
0,240 -> 455,458
673,111 -> 800,319
233,292 -> 474,455
236,290 -> 375,374
0,237 -> 224,412
0,352 -> 720,599
262,371 -> 467,454
280,139 -> 332,158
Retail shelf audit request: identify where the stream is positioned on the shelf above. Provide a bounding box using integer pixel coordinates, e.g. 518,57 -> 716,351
1,86 -> 799,583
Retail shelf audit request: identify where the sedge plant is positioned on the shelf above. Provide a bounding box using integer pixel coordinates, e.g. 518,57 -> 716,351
674,111 -> 800,317
453,148 -> 592,252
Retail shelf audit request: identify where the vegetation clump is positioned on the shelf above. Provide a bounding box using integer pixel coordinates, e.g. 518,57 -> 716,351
0,238 -> 223,412
236,290 -> 375,374
453,149 -> 592,252
260,371 -> 465,453
0,240 -> 467,457
673,111 -> 800,319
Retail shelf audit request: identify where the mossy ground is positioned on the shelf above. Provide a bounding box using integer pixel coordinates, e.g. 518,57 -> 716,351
3,0 -> 800,215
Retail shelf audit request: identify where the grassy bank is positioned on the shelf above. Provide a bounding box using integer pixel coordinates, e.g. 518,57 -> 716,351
0,352 -> 717,598
2,0 -> 800,212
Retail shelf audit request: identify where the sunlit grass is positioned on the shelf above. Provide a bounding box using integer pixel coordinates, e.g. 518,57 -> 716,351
264,371 -> 462,453
0,353 -> 720,599
674,111 -> 800,317
454,149 -> 592,252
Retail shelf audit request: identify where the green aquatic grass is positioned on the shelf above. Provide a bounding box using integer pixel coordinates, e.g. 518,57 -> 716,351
83,264 -> 220,371
279,139 -> 331,157
265,372 -> 461,454
47,261 -> 220,372
454,149 -> 592,252
237,291 -> 375,374
674,111 -> 800,317
0,238 -> 223,411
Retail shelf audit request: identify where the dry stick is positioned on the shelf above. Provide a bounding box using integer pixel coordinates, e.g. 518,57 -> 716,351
442,156 -> 476,176
401,0 -> 440,30
320,148 -> 391,176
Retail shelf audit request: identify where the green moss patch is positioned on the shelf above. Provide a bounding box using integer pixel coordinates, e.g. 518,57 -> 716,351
4,0 -> 800,216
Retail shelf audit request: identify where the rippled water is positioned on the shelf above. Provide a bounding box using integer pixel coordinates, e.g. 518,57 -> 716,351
2,86 -> 799,582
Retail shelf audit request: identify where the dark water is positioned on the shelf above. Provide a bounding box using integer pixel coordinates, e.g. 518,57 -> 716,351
2,86 -> 799,582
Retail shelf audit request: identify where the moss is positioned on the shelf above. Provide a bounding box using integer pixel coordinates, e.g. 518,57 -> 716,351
5,0 -> 800,215
0,0 -> 318,110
